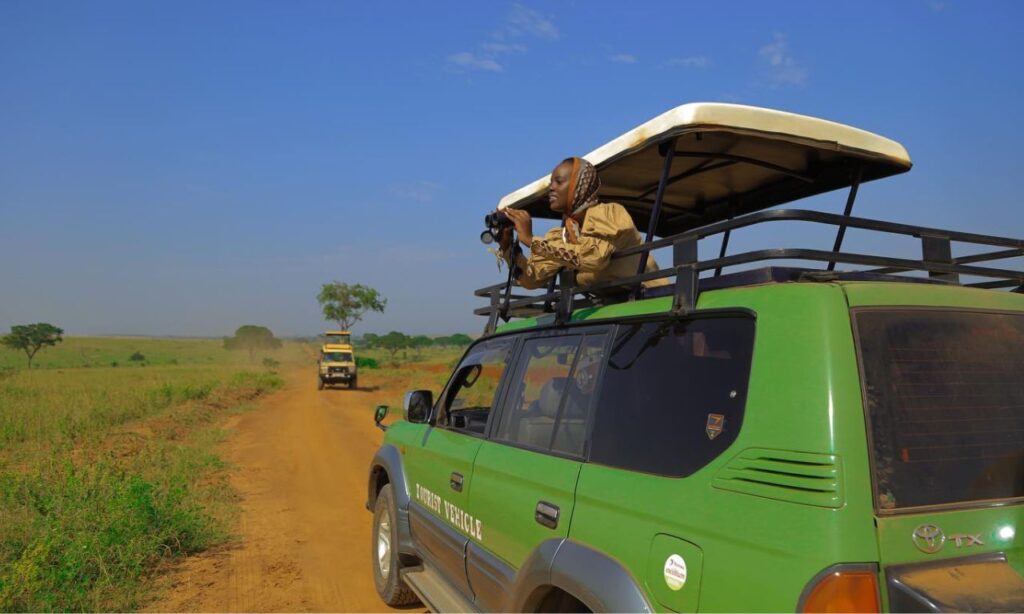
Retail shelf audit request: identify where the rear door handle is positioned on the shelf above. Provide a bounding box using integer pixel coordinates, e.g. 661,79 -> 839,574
535,501 -> 560,529
450,472 -> 464,492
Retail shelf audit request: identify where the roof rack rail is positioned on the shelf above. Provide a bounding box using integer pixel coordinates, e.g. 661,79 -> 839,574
475,208 -> 1024,334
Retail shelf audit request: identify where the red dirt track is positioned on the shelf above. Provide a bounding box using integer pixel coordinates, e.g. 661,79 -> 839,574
147,367 -> 420,612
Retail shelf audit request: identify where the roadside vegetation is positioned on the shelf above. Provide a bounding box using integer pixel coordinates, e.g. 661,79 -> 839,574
0,336 -> 308,611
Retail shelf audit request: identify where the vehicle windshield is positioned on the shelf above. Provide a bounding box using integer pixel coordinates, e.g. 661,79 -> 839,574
855,309 -> 1024,510
325,334 -> 351,345
322,352 -> 352,362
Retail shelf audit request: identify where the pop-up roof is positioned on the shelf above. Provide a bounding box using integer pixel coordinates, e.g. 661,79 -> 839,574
497,103 -> 912,237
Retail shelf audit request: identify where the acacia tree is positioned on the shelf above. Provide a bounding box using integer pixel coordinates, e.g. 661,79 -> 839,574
316,282 -> 386,331
223,325 -> 282,361
378,331 -> 410,362
2,323 -> 64,368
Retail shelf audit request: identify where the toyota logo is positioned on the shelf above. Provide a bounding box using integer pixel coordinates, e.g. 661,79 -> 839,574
912,524 -> 945,554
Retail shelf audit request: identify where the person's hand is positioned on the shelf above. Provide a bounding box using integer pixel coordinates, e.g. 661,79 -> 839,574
498,226 -> 514,253
504,209 -> 533,246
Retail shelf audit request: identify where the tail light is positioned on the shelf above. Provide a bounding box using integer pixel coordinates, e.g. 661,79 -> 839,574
799,565 -> 880,613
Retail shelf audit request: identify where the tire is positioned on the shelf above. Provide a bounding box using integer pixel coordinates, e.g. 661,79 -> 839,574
317,377 -> 325,390
372,485 -> 419,606
350,376 -> 358,389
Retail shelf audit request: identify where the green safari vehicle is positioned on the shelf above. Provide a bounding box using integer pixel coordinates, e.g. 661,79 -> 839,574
367,103 -> 1024,612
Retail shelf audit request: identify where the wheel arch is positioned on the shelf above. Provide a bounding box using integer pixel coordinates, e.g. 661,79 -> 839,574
506,540 -> 653,613
366,444 -> 410,511
366,444 -> 416,557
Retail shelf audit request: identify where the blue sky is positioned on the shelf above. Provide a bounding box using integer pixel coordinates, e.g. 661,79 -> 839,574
1,1 -> 1022,337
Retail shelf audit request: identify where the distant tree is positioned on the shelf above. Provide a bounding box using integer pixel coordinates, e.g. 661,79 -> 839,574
360,332 -> 380,348
223,325 -> 283,361
409,335 -> 432,359
378,331 -> 410,362
2,323 -> 64,368
434,333 -> 473,347
316,282 -> 387,331
129,351 -> 146,362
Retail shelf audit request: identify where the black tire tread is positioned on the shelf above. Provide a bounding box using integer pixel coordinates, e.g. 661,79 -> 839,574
372,486 -> 420,606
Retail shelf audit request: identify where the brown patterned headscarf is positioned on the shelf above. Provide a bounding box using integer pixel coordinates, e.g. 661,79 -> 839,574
562,157 -> 601,243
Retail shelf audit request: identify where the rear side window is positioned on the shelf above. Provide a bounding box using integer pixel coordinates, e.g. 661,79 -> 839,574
855,309 -> 1024,510
589,318 -> 755,477
494,334 -> 606,457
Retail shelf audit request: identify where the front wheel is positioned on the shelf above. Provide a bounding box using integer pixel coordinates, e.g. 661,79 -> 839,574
350,376 -> 358,389
372,485 -> 418,606
317,377 -> 325,390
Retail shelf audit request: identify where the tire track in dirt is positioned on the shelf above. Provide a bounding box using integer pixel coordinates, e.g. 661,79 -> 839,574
147,367 -> 420,612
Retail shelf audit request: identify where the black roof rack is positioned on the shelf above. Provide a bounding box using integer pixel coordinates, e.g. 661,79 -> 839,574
475,208 -> 1024,335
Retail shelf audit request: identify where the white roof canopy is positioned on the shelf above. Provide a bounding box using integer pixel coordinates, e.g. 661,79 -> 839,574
497,103 -> 912,237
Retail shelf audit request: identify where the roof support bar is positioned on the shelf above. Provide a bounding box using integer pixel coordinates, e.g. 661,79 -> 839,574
673,236 -> 698,313
922,235 -> 959,284
556,268 -> 576,324
715,205 -> 736,277
635,138 -> 678,294
484,285 -> 501,334
827,165 -> 863,271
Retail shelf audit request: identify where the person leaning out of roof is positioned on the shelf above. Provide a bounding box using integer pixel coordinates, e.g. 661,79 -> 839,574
498,157 -> 669,291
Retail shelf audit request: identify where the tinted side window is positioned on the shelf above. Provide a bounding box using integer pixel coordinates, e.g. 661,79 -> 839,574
589,318 -> 755,477
437,336 -> 514,435
856,309 -> 1024,509
494,334 -> 606,457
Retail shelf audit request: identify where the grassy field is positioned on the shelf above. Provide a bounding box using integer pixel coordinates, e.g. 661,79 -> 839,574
0,337 -> 312,611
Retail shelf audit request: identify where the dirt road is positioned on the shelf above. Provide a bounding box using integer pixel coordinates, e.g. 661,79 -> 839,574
148,367 -> 420,612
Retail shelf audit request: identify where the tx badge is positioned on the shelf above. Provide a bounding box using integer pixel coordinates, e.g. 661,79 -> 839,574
912,523 -> 984,554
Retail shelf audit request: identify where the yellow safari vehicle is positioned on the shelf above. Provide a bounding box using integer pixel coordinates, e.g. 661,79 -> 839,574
318,330 -> 357,390
324,330 -> 352,347
318,345 -> 357,389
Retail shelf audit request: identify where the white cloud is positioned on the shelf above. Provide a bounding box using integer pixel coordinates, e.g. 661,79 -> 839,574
758,33 -> 807,86
390,181 -> 444,203
446,52 -> 504,73
611,54 -> 638,64
448,3 -> 558,73
501,3 -> 559,41
666,56 -> 709,68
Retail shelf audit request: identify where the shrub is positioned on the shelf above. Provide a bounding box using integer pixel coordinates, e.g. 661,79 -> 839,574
129,352 -> 145,362
261,357 -> 280,370
355,356 -> 379,370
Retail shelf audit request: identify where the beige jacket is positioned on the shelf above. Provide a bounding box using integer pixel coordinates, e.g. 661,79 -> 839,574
505,202 -> 669,291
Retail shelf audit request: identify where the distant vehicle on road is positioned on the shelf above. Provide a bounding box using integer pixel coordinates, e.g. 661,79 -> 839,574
319,329 -> 357,390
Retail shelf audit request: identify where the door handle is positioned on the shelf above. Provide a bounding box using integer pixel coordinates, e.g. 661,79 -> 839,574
535,501 -> 560,529
450,472 -> 464,492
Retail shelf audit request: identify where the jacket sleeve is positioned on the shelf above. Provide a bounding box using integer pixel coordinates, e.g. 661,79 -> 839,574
506,249 -> 561,290
529,205 -> 631,274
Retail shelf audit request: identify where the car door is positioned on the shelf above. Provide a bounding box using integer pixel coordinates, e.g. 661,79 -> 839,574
466,330 -> 609,610
403,335 -> 516,600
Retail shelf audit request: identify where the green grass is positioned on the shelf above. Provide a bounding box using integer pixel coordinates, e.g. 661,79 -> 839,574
0,337 -> 299,612
0,336 -> 313,370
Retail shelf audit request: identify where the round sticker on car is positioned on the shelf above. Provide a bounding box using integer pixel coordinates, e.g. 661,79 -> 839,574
663,554 -> 687,591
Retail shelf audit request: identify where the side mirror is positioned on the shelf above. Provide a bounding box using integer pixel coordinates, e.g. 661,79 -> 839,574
403,390 -> 432,424
374,405 -> 389,431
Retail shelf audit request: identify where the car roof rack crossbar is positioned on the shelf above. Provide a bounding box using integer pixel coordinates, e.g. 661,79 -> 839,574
475,208 -> 1024,332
